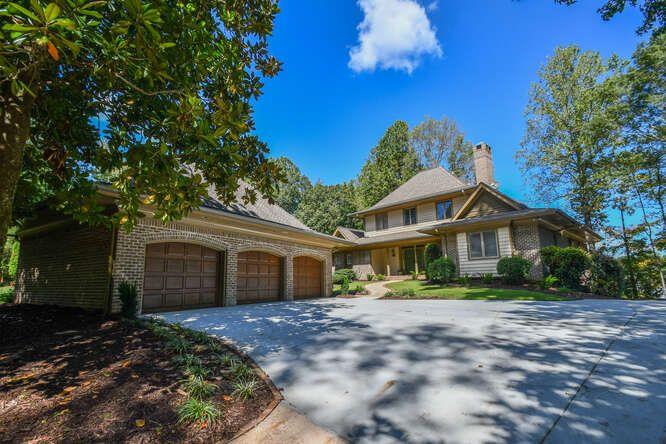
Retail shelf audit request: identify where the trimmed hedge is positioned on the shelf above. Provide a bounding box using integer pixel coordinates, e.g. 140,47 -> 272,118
426,257 -> 456,284
540,246 -> 591,290
496,256 -> 531,284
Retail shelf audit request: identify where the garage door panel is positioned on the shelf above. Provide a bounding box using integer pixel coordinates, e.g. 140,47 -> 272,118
293,256 -> 322,300
142,242 -> 221,312
237,251 -> 282,303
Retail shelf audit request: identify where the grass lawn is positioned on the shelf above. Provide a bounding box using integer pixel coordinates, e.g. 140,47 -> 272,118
385,280 -> 571,301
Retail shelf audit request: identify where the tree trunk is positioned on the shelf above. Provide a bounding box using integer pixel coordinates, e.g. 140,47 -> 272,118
618,204 -> 639,298
0,93 -> 33,249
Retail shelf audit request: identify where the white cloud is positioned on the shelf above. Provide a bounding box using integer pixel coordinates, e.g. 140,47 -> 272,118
427,1 -> 438,11
348,0 -> 442,74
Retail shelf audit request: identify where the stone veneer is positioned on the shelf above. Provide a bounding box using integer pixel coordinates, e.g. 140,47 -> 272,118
111,218 -> 332,314
511,221 -> 543,280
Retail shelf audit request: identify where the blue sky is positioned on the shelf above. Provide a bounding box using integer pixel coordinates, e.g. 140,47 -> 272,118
252,0 -> 644,206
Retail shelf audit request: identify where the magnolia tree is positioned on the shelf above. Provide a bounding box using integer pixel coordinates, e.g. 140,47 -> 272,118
0,0 -> 282,248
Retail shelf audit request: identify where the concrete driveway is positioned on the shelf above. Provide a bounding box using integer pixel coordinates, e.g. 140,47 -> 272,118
158,298 -> 666,443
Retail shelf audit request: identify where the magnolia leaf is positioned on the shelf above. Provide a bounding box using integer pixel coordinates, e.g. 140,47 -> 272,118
30,0 -> 45,20
2,23 -> 38,32
44,3 -> 60,21
53,18 -> 76,30
7,2 -> 40,21
47,41 -> 59,60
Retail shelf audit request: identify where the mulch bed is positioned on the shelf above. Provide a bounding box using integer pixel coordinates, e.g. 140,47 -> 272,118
0,304 -> 279,443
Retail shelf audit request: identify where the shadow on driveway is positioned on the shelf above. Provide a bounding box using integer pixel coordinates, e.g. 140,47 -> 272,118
159,299 -> 666,443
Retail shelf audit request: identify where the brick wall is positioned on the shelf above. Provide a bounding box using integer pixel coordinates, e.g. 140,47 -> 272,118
15,223 -> 112,310
512,221 -> 543,280
111,218 -> 332,314
442,234 -> 459,276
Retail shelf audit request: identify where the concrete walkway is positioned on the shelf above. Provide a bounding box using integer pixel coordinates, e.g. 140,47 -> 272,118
363,280 -> 400,299
232,401 -> 343,444
160,298 -> 666,443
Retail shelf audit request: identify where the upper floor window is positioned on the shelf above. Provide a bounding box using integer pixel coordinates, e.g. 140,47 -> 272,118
436,200 -> 453,220
403,207 -> 417,225
468,230 -> 499,259
375,212 -> 388,230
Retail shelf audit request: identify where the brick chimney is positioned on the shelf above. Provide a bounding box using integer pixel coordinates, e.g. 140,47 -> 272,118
473,142 -> 496,186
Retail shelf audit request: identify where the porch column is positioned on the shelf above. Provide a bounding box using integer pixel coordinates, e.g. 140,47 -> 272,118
413,246 -> 419,273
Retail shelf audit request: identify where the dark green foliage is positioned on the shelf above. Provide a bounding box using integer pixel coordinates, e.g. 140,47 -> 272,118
366,274 -> 374,281
411,271 -> 419,280
458,274 -> 471,286
177,398 -> 221,425
481,273 -> 494,285
118,281 -> 138,318
273,157 -> 312,214
426,257 -> 456,284
0,286 -> 14,303
554,0 -> 664,35
540,246 -> 591,290
296,181 -> 362,234
590,253 -> 625,297
375,274 -> 385,281
357,121 -> 422,208
424,243 -> 442,267
333,268 -> 357,284
497,256 -> 532,285
339,276 -> 350,295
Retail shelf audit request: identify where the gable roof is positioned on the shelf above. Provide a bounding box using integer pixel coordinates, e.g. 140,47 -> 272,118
452,182 -> 526,221
203,180 -> 311,231
333,226 -> 366,241
353,167 -> 471,216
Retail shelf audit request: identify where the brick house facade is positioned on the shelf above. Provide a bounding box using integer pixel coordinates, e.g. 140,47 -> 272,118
15,185 -> 350,314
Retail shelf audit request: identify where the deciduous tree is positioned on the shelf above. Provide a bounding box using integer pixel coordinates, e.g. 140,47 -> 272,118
273,157 -> 312,214
410,116 -> 474,183
554,0 -> 664,35
295,181 -> 362,234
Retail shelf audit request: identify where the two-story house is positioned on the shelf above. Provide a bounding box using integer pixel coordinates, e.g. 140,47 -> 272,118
332,142 -> 600,280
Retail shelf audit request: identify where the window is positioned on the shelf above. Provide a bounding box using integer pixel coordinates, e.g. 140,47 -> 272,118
403,207 -> 417,225
467,230 -> 499,259
436,200 -> 453,220
334,253 -> 344,268
360,250 -> 371,264
346,253 -> 353,266
375,212 -> 388,230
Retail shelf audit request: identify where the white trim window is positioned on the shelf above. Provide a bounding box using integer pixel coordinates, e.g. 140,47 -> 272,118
403,207 -> 417,225
467,230 -> 499,259
375,212 -> 388,230
436,200 -> 453,220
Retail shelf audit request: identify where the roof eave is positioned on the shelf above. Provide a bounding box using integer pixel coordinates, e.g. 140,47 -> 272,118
351,185 -> 477,217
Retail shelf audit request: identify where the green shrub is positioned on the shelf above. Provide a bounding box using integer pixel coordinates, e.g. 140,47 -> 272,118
540,246 -> 591,290
399,288 -> 416,297
340,276 -> 350,295
590,254 -> 624,297
182,375 -> 218,399
231,362 -> 254,379
497,256 -> 532,284
481,273 -> 494,285
375,274 -> 385,281
177,398 -> 222,425
458,274 -> 471,286
333,268 -> 356,284
0,286 -> 14,304
184,363 -> 210,379
426,257 -> 456,284
540,275 -> 559,290
410,271 -> 419,280
424,243 -> 442,266
118,281 -> 138,318
232,377 -> 259,399
8,241 -> 19,280
366,274 -> 374,281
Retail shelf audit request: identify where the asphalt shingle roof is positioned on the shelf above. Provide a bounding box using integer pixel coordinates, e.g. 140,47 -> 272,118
355,167 -> 470,215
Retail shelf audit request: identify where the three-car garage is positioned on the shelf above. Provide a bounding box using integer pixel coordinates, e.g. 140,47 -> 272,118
141,242 -> 325,313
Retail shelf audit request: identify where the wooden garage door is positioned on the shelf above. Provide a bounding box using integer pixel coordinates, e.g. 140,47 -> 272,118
293,256 -> 322,300
237,251 -> 282,304
142,243 -> 220,312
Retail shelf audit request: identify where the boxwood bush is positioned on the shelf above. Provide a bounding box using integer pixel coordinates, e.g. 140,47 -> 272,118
589,253 -> 624,297
426,257 -> 456,284
496,256 -> 531,284
540,246 -> 591,290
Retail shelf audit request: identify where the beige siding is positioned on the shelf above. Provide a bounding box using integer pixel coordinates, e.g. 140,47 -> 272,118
464,193 -> 513,218
388,209 -> 402,229
417,202 -> 435,223
365,216 -> 376,232
456,226 -> 511,276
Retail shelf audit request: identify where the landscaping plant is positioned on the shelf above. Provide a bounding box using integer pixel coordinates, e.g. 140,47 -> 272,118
426,257 -> 456,284
333,268 -> 357,284
177,398 -> 222,425
458,274 -> 471,286
481,273 -> 494,285
117,281 -> 138,318
540,246 -> 591,290
540,275 -> 559,290
590,253 -> 624,297
232,377 -> 259,400
375,274 -> 386,281
0,286 -> 14,304
497,256 -> 532,285
340,276 -> 350,295
366,274 -> 375,281
411,271 -> 419,280
424,243 -> 442,267
182,375 -> 218,400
